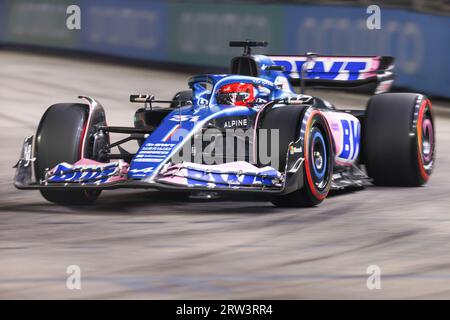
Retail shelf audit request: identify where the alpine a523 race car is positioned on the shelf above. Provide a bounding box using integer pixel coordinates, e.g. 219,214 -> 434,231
14,41 -> 435,207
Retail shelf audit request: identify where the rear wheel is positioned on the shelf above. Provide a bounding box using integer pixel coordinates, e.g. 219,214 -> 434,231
363,93 -> 435,186
170,90 -> 192,108
35,103 -> 101,205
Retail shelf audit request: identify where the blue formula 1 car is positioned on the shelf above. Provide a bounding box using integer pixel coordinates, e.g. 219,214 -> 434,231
14,41 -> 435,207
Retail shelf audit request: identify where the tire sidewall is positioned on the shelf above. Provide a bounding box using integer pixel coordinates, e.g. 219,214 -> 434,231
413,98 -> 435,185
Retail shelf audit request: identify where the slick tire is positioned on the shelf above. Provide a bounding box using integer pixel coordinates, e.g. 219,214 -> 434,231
171,90 -> 193,108
259,106 -> 333,207
363,93 -> 435,186
35,103 -> 101,205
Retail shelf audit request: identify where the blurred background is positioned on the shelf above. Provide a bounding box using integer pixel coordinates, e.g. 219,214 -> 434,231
0,0 -> 449,98
1,0 -> 450,299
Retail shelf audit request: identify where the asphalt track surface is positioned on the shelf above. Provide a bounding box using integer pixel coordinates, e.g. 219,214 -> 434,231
1,50 -> 450,299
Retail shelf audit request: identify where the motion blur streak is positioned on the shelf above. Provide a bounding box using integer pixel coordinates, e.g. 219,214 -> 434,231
1,51 -> 450,299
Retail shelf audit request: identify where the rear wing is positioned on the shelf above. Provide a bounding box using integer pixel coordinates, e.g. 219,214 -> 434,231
269,55 -> 395,94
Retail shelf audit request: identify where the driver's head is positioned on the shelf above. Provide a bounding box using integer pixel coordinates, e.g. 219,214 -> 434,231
216,82 -> 255,107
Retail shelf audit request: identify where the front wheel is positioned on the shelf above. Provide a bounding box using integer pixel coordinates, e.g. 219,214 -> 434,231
35,103 -> 102,205
262,108 -> 333,208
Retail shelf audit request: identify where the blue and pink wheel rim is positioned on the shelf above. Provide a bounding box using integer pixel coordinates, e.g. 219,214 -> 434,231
309,126 -> 329,190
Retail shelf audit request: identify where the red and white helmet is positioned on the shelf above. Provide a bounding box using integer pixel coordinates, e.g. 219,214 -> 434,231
216,82 -> 255,107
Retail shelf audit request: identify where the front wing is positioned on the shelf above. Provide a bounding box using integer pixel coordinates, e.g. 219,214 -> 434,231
14,136 -> 304,195
14,132 -> 366,194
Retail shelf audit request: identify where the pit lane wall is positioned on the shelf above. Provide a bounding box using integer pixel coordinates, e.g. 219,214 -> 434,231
0,0 -> 449,98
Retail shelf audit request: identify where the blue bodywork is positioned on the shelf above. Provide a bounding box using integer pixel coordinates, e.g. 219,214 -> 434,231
128,56 -> 298,181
